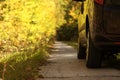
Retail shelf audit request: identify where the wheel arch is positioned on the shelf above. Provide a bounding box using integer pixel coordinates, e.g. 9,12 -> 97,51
86,15 -> 89,37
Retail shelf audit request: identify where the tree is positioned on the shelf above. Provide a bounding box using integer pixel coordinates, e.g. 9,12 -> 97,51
56,0 -> 81,41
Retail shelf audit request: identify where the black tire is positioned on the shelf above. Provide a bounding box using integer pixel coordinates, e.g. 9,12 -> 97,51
86,31 -> 102,68
77,38 -> 86,59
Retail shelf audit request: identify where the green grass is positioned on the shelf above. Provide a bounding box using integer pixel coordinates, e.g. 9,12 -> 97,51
0,49 -> 49,80
63,41 -> 78,49
116,53 -> 120,59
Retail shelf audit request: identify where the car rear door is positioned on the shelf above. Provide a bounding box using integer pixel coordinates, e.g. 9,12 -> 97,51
103,0 -> 120,34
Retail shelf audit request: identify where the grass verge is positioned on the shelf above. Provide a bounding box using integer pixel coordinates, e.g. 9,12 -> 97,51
0,48 -> 49,80
63,41 -> 78,49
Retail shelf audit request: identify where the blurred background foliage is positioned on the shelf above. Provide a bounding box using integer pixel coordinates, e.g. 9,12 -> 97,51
0,0 -> 80,79
56,0 -> 81,41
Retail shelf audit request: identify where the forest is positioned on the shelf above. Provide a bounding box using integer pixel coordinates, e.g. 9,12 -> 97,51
0,0 -> 80,79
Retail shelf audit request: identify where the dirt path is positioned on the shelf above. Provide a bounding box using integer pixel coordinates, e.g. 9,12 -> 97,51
37,41 -> 120,80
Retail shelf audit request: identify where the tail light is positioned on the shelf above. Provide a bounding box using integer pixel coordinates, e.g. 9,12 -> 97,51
114,42 -> 120,45
95,0 -> 104,5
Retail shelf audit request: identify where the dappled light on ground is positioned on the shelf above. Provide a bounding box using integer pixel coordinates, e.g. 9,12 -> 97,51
49,42 -> 77,61
37,41 -> 120,80
48,54 -> 76,61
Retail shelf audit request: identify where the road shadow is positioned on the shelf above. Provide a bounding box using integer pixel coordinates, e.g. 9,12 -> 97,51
102,54 -> 120,70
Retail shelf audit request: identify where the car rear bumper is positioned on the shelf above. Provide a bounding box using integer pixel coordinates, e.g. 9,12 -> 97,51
95,42 -> 120,53
92,34 -> 120,52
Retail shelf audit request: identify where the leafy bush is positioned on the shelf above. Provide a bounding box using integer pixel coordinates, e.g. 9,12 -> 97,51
0,0 -> 66,79
56,24 -> 78,41
0,0 -> 56,56
56,0 -> 80,41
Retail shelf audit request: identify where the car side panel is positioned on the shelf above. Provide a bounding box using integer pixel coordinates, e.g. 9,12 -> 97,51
88,1 -> 104,43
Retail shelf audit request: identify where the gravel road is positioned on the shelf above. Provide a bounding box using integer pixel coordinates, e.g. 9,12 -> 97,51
37,41 -> 120,80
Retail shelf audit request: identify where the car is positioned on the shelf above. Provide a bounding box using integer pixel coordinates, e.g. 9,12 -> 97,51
74,0 -> 120,68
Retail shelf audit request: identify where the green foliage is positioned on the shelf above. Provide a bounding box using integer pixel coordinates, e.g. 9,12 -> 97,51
0,49 -> 48,80
0,0 -> 61,61
0,0 -> 66,79
56,0 -> 81,41
64,41 -> 77,49
54,0 -> 67,27
57,24 -> 78,41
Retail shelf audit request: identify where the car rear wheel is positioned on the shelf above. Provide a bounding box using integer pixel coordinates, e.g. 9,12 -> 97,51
77,38 -> 86,59
86,31 -> 102,68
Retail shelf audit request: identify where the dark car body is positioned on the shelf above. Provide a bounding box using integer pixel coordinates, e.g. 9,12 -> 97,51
75,0 -> 120,68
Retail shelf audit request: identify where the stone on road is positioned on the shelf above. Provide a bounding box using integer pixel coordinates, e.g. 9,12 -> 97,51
37,41 -> 120,80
